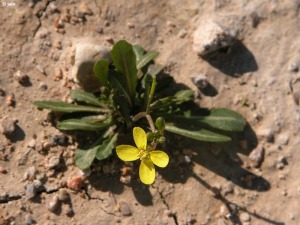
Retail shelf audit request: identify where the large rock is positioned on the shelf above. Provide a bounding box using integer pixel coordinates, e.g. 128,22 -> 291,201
193,19 -> 237,56
72,43 -> 110,92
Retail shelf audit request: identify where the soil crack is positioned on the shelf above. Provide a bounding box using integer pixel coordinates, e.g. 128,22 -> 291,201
33,0 -> 52,37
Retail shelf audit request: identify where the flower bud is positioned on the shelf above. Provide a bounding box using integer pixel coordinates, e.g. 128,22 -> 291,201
158,136 -> 166,144
147,132 -> 155,142
155,117 -> 165,131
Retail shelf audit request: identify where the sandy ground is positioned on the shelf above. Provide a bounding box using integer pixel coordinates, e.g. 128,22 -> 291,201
0,0 -> 300,224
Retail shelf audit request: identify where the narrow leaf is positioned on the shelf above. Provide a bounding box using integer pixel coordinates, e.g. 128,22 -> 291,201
75,147 -> 97,170
93,60 -> 109,87
96,133 -> 118,160
111,40 -> 137,98
137,51 -> 159,70
33,101 -> 109,113
165,123 -> 231,142
132,45 -> 145,63
147,64 -> 164,77
57,117 -> 112,131
70,90 -> 104,107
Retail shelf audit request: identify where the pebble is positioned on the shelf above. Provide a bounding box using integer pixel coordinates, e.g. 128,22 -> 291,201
0,88 -> 5,96
1,117 -> 17,135
288,62 -> 299,73
256,128 -> 274,142
249,145 -> 264,168
276,134 -> 289,146
36,65 -> 45,75
191,73 -> 208,89
39,83 -> 48,91
47,195 -> 60,212
120,175 -> 131,185
178,29 -> 187,38
45,155 -> 61,169
126,22 -> 135,29
72,43 -> 111,92
27,139 -> 36,148
240,212 -> 251,222
184,155 -> 191,163
58,189 -> 70,202
118,201 -> 132,216
24,214 -> 33,225
67,176 -> 84,191
0,166 -> 8,174
52,134 -> 69,146
78,2 -> 93,16
222,181 -> 234,195
65,204 -> 74,217
14,70 -> 30,85
6,94 -> 15,106
25,183 -> 37,199
193,19 -> 237,56
23,166 -> 37,181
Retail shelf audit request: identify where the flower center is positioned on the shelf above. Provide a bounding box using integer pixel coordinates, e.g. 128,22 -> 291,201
138,150 -> 149,160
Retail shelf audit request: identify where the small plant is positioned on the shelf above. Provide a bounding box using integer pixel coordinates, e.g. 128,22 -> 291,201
33,40 -> 246,184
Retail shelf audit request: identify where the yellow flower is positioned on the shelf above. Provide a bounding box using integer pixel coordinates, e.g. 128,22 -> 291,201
116,127 -> 169,184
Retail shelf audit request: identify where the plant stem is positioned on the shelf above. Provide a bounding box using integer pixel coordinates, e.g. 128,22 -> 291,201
146,76 -> 156,114
146,114 -> 155,133
132,112 -> 146,122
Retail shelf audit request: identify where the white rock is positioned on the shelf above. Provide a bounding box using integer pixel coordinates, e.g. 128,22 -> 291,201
193,20 -> 237,56
276,134 -> 289,146
72,43 -> 111,92
249,145 -> 264,168
191,73 -> 208,89
240,212 -> 251,222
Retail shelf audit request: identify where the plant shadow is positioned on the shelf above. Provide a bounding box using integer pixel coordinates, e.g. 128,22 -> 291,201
201,40 -> 258,77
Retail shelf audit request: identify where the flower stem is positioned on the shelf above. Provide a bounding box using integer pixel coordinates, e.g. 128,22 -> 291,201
146,76 -> 156,114
146,114 -> 155,133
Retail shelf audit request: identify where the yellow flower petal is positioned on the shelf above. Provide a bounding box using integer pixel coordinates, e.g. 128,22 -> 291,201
139,158 -> 155,184
150,150 -> 169,168
133,127 -> 147,150
116,145 -> 139,161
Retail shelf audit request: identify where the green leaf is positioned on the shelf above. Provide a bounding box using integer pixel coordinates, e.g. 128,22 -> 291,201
112,90 -> 131,127
137,51 -> 159,70
111,40 -> 137,98
174,90 -> 194,101
70,90 -> 105,107
147,64 -> 164,77
33,101 -> 109,113
96,133 -> 118,160
75,146 -> 98,170
165,123 -> 231,142
132,45 -> 145,63
175,108 -> 246,132
108,71 -> 132,107
57,116 -> 112,131
93,60 -> 109,87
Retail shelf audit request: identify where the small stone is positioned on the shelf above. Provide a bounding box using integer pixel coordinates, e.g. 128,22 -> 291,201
14,70 -> 30,85
54,68 -> 63,81
276,134 -> 289,146
157,37 -> 164,43
256,128 -> 274,142
0,166 -> 8,174
191,73 -> 208,89
277,156 -> 288,165
27,139 -> 36,148
118,201 -> 132,216
35,142 -> 44,152
249,145 -> 264,168
78,3 -> 92,15
42,141 -> 53,150
67,176 -> 84,191
58,189 -> 70,202
23,166 -> 37,181
193,19 -> 237,56
1,117 -> 17,135
0,88 -> 5,96
36,65 -> 45,75
72,43 -> 111,92
39,83 -> 48,91
223,182 -> 234,195
104,36 -> 114,44
240,212 -> 251,222
288,63 -> 299,73
52,134 -> 69,146
47,195 -> 60,212
276,162 -> 285,170
6,94 -> 15,106
25,183 -> 37,199
219,205 -> 230,217
65,204 -> 74,217
45,155 -> 61,169
120,175 -> 131,185
178,29 -> 187,38
184,155 -> 191,163
166,21 -> 176,27
24,214 -> 33,225
126,22 -> 135,29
